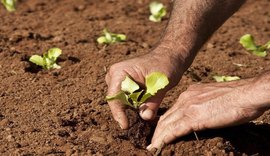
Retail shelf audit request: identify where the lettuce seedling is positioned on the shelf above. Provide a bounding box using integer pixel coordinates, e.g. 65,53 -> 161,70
213,75 -> 240,82
106,72 -> 169,109
240,34 -> 270,57
149,1 -> 166,22
97,29 -> 126,44
1,0 -> 16,12
29,48 -> 62,70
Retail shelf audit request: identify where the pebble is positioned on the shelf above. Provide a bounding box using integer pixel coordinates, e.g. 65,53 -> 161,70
6,135 -> 15,142
0,119 -> 10,127
100,125 -> 108,131
206,43 -> 215,49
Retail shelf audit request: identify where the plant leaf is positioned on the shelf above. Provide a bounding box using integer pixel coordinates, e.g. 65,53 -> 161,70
140,93 -> 152,104
48,48 -> 62,60
150,2 -> 164,15
149,15 -> 161,22
240,34 -> 257,51
29,55 -> 45,67
1,0 -> 16,12
97,36 -> 107,44
106,91 -> 133,108
121,76 -> 140,94
130,90 -> 144,108
149,1 -> 166,22
264,41 -> 270,49
213,76 -> 240,82
116,34 -> 126,41
145,72 -> 169,95
251,50 -> 267,57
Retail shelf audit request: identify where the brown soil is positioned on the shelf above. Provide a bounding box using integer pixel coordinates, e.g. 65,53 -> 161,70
0,0 -> 270,155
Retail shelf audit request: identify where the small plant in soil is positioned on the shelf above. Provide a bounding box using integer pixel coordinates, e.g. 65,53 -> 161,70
240,34 -> 270,57
213,75 -> 240,82
149,1 -> 167,22
29,48 -> 62,70
106,72 -> 169,149
97,29 -> 126,44
106,72 -> 169,109
1,0 -> 16,12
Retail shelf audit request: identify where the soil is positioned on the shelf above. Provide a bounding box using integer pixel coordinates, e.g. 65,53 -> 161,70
0,0 -> 270,155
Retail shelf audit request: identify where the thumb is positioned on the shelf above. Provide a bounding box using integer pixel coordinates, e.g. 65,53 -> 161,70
139,90 -> 166,121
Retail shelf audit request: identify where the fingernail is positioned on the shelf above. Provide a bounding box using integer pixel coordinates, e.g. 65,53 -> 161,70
146,144 -> 152,151
140,109 -> 155,120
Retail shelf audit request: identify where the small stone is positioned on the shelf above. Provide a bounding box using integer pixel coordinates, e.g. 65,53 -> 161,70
0,119 -> 10,127
52,36 -> 63,42
100,125 -> 108,131
6,135 -> 15,142
141,42 -> 149,48
74,5 -> 85,11
207,43 -> 215,49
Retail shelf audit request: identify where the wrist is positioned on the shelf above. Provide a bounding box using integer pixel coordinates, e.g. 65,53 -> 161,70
151,43 -> 192,72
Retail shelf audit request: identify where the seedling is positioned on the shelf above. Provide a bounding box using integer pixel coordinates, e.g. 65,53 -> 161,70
213,75 -> 240,82
97,29 -> 126,44
240,34 -> 270,57
1,0 -> 16,12
29,48 -> 62,70
106,72 -> 169,109
149,1 -> 166,22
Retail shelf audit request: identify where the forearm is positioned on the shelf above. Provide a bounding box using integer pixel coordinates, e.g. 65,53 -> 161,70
154,0 -> 246,70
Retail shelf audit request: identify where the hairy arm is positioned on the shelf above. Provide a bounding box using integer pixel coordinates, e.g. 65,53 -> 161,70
154,0 -> 246,72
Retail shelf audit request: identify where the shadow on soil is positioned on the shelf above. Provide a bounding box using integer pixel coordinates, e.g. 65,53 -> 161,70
176,123 -> 270,155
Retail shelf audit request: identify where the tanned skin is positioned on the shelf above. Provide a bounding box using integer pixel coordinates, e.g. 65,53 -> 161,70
105,0 -> 270,151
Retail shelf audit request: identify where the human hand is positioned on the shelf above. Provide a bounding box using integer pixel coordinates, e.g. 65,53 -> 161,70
148,79 -> 268,150
105,47 -> 185,129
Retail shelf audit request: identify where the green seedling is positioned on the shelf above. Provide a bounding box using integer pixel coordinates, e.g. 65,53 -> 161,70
240,34 -> 270,57
97,29 -> 126,44
213,75 -> 240,82
1,0 -> 16,12
106,72 -> 169,109
149,1 -> 166,22
29,48 -> 62,70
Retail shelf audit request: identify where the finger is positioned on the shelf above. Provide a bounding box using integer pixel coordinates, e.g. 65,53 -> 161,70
139,90 -> 166,121
107,73 -> 129,129
148,117 -> 192,151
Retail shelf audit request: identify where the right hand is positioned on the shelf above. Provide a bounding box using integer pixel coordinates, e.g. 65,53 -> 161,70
105,47 -> 184,129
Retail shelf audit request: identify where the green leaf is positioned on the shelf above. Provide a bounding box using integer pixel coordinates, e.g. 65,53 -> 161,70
105,72 -> 169,109
145,72 -> 169,95
116,34 -> 127,41
29,48 -> 62,70
264,41 -> 270,49
239,34 -> 269,57
1,0 -> 16,12
149,15 -> 161,22
106,91 -> 133,108
129,90 -> 144,108
149,1 -> 166,22
240,34 -> 257,51
48,48 -> 62,60
97,36 -> 107,44
252,50 -> 267,57
29,55 -> 45,67
121,76 -> 140,94
213,76 -> 240,82
140,93 -> 152,104
97,29 -> 126,44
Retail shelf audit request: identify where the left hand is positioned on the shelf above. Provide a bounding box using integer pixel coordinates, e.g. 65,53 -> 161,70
147,78 -> 267,151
